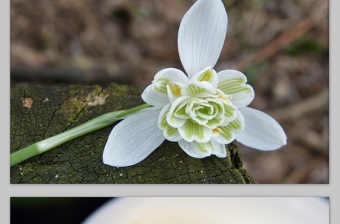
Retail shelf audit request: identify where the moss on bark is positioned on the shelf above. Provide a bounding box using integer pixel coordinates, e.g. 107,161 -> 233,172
10,83 -> 255,184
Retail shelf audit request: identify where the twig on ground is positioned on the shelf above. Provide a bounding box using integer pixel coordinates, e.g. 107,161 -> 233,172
230,0 -> 328,71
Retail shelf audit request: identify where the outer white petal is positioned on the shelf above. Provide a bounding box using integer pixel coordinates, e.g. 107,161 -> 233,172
178,139 -> 226,158
141,85 -> 169,107
236,107 -> 287,151
103,108 -> 165,167
154,68 -> 189,84
217,70 -> 254,107
178,0 -> 228,78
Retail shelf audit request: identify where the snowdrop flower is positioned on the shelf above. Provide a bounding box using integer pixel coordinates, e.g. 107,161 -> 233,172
103,0 -> 286,167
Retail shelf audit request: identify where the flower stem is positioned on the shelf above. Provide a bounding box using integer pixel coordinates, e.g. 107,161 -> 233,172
10,103 -> 151,167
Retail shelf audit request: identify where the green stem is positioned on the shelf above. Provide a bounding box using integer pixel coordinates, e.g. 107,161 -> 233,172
10,104 -> 151,167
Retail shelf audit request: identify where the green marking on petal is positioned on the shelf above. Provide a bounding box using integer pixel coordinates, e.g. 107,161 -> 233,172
216,111 -> 244,143
226,85 -> 253,95
206,117 -> 223,128
186,83 -> 206,95
168,81 -> 182,97
167,112 -> 186,128
159,108 -> 180,140
224,104 -> 236,119
218,77 -> 252,94
218,77 -> 244,89
197,69 -> 213,83
154,77 -> 171,94
184,120 -> 202,139
160,110 -> 169,129
228,116 -> 243,130
169,97 -> 190,122
179,120 -> 211,143
174,104 -> 188,119
194,141 -> 212,153
218,125 -> 234,141
164,124 -> 181,140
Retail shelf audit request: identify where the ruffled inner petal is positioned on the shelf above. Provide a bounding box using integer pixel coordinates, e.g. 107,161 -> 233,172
158,104 -> 183,142
217,70 -> 254,107
178,139 -> 226,158
178,119 -> 212,143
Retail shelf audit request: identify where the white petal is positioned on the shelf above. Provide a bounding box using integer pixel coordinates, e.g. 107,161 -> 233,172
103,108 -> 165,167
141,68 -> 189,107
141,85 -> 169,107
210,139 -> 227,158
167,81 -> 185,103
190,67 -> 219,88
178,0 -> 228,78
158,104 -> 183,142
154,68 -> 189,84
167,96 -> 190,128
178,139 -> 226,158
214,110 -> 244,144
236,107 -> 287,151
178,119 -> 212,143
182,80 -> 217,96
217,70 -> 254,107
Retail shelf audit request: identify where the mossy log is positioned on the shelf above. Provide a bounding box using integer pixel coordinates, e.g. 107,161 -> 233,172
10,83 -> 255,184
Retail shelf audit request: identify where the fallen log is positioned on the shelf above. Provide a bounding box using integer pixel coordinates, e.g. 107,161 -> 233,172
10,83 -> 255,184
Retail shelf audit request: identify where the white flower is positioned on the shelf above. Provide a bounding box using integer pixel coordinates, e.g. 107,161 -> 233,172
83,198 -> 329,224
103,0 -> 286,167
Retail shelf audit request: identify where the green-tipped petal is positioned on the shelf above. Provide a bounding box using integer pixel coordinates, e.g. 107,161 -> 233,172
167,81 -> 185,103
190,67 -> 219,88
214,110 -> 244,144
142,68 -> 189,107
158,104 -> 182,142
222,103 -> 237,123
178,119 -> 212,143
154,68 -> 189,86
217,70 -> 254,107
178,139 -> 226,158
167,97 -> 190,128
182,81 -> 217,96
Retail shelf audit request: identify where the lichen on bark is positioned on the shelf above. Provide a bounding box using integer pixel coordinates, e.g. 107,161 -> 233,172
10,83 -> 255,184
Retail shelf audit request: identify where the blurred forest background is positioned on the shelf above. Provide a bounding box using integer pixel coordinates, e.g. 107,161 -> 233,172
10,0 -> 329,184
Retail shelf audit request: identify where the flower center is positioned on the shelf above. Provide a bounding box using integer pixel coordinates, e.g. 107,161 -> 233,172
156,68 -> 245,144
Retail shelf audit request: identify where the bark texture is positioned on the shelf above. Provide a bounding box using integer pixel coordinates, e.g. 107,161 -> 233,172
10,83 -> 255,184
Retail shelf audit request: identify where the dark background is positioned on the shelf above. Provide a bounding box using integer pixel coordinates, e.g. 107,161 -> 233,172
10,197 -> 114,224
10,0 -> 329,183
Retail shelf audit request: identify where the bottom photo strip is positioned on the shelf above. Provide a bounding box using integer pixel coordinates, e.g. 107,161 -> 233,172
11,197 -> 329,224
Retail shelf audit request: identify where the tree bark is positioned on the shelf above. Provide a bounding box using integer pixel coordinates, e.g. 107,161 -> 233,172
10,83 -> 255,184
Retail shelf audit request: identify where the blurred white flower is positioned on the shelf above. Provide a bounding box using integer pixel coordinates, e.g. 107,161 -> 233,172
83,197 -> 329,224
103,0 -> 286,167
